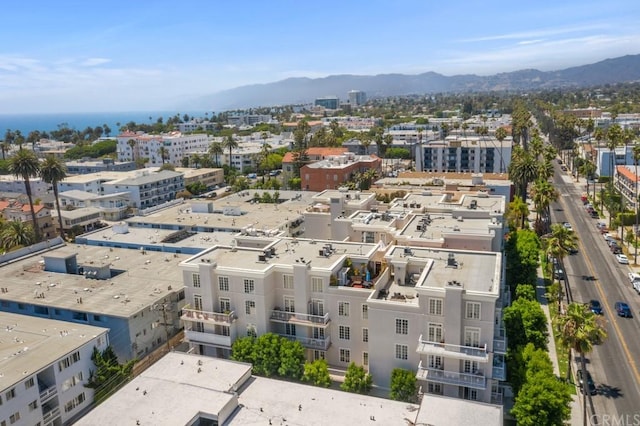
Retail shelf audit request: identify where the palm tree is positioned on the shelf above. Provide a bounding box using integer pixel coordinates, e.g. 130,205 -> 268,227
39,155 -> 67,240
509,146 -> 539,201
8,149 -> 41,242
208,141 -> 224,167
190,153 -> 202,169
223,135 -> 239,171
495,127 -> 508,173
579,161 -> 597,197
0,142 -> 10,160
259,143 -> 272,183
159,146 -> 168,165
544,223 -> 578,312
360,134 -> 372,155
507,195 -> 530,230
0,220 -> 36,251
530,179 -> 559,234
127,139 -> 137,162
554,303 -> 607,426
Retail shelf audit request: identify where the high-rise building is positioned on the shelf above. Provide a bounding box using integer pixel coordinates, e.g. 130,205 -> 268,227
314,96 -> 340,110
348,90 -> 366,106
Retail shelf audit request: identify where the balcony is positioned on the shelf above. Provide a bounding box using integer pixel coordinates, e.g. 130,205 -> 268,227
181,306 -> 236,325
279,334 -> 331,350
492,356 -> 507,381
416,361 -> 487,390
42,406 -> 61,424
416,335 -> 489,362
491,392 -> 503,405
270,310 -> 330,327
39,384 -> 57,403
493,333 -> 507,355
185,329 -> 232,347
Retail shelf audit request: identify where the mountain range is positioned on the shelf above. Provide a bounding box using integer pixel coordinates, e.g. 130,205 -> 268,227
192,54 -> 640,111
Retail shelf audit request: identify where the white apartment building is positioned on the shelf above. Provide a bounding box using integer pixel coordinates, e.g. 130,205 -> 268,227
102,169 -> 184,209
58,190 -> 132,221
116,131 -> 210,167
0,312 -> 109,426
416,136 -> 513,174
179,236 -> 506,404
0,175 -> 50,197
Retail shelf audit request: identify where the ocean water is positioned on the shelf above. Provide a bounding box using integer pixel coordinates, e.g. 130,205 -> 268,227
0,111 -> 208,136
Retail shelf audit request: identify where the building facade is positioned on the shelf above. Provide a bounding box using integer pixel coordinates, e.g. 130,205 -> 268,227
415,137 -> 512,174
116,131 -> 211,167
300,153 -> 382,192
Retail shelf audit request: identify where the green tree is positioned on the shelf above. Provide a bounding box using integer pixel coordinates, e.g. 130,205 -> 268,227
252,333 -> 281,377
223,135 -> 239,170
530,179 -> 558,234
277,339 -> 305,379
543,223 -> 578,311
39,155 -> 67,239
507,195 -> 530,230
8,148 -> 41,242
209,141 -> 224,167
0,220 -> 36,251
230,336 -> 256,364
127,139 -> 136,162
340,362 -> 372,394
509,146 -> 539,201
554,303 -> 607,425
389,368 -> 417,402
85,346 -> 136,403
302,359 -> 331,387
159,146 -> 168,164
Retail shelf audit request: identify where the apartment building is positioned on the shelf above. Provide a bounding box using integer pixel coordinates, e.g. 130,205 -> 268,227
101,169 -> 184,210
415,136 -> 513,174
58,190 -> 131,221
0,245 -> 189,362
300,153 -> 382,192
65,158 -> 136,175
0,312 -> 109,426
179,235 -> 507,404
116,131 -> 210,167
174,167 -> 224,190
0,175 -> 50,197
0,201 -> 55,240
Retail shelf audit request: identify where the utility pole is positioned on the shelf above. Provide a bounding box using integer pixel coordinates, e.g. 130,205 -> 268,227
155,301 -> 172,350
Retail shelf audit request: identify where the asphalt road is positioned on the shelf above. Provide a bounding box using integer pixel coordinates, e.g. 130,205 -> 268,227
549,163 -> 640,421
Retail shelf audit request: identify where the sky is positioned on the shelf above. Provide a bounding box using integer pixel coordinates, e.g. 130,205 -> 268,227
1,0 -> 639,114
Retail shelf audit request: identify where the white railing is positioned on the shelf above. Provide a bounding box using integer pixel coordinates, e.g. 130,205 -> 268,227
42,406 -> 60,423
416,361 -> 487,390
270,310 -> 330,326
39,385 -> 57,402
279,334 -> 331,350
181,306 -> 236,324
185,329 -> 232,347
416,335 -> 489,362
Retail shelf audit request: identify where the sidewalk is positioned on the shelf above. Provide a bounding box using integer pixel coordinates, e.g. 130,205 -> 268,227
536,269 -> 582,425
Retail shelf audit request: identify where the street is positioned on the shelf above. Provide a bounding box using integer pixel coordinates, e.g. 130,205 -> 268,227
549,162 -> 640,421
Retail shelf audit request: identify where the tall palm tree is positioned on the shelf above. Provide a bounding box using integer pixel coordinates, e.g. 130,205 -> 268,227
530,179 -> 559,234
127,139 -> 137,162
495,127 -> 508,173
8,149 -> 41,242
0,220 -> 36,251
554,303 -> 607,426
190,153 -> 202,169
223,135 -> 239,171
39,155 -> 67,240
507,195 -> 530,230
208,141 -> 224,167
544,223 -> 578,312
360,133 -> 372,156
259,143 -> 272,183
509,146 -> 539,201
159,146 -> 168,165
0,142 -> 10,160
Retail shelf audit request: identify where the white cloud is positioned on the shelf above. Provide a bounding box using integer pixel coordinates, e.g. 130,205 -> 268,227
80,57 -> 111,67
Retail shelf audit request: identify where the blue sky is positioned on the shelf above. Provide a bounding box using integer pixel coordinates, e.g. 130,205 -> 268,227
1,0 -> 638,114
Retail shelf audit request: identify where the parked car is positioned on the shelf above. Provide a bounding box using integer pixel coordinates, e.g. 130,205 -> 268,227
589,300 -> 603,315
590,211 -> 600,219
615,301 -> 632,318
630,273 -> 640,293
610,244 -> 622,255
554,266 -> 565,280
616,254 -> 629,264
576,369 -> 597,395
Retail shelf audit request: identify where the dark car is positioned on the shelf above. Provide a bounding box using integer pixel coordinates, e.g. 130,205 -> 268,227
554,266 -> 565,280
577,369 -> 597,395
615,301 -> 632,318
590,211 -> 600,219
589,300 -> 603,315
610,244 -> 622,254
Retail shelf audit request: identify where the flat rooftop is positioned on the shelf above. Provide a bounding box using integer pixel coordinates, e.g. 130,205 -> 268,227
414,394 -> 502,426
399,212 -> 496,240
187,238 -> 379,272
0,312 -> 108,391
0,245 -> 190,318
77,352 -> 421,426
126,191 -> 315,234
392,191 -> 505,215
76,352 -> 251,426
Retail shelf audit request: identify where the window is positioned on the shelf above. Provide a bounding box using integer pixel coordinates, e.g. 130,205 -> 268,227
313,350 -> 325,361
58,351 -> 81,372
64,392 -> 86,413
192,273 -> 201,288
247,324 -> 257,337
363,352 -> 369,366
9,413 -> 20,425
28,400 -> 38,411
5,388 -> 15,400
395,344 -> 408,360
427,383 -> 443,395
24,377 -> 34,389
466,302 -> 481,320
245,300 -> 256,315
194,295 -> 203,311
395,318 -> 408,335
428,323 -> 443,343
362,328 -> 369,342
361,304 -> 368,320
283,274 -> 294,289
428,298 -> 443,316
93,314 -> 103,322
219,298 -> 231,313
311,277 -> 323,292
464,328 -> 481,348
464,360 -> 480,374
218,276 -> 229,291
285,323 -> 296,336
244,279 -> 255,294
338,301 -> 350,317
72,311 -> 88,322
428,355 -> 443,369
284,297 -> 295,313
339,325 -> 350,340
34,306 -> 49,315
339,348 -> 351,363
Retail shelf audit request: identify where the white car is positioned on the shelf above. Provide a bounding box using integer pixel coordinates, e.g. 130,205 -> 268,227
616,254 -> 629,264
563,222 -> 573,231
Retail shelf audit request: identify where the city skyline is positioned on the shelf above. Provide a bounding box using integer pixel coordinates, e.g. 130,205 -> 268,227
1,0 -> 639,114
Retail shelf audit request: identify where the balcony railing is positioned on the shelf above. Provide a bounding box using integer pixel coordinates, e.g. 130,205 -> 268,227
42,406 -> 61,424
416,361 -> 487,390
181,306 -> 236,325
493,334 -> 507,355
270,310 -> 330,326
492,356 -> 507,381
416,335 -> 489,362
39,384 -> 57,402
491,392 -> 503,405
185,329 -> 232,347
279,334 -> 331,350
